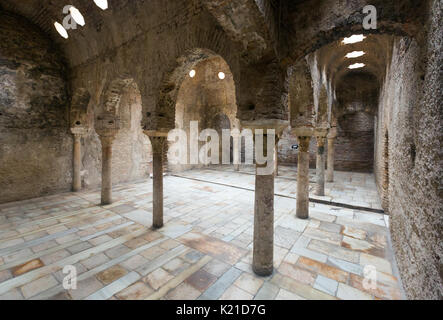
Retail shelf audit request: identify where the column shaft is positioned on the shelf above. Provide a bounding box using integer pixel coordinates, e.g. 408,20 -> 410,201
100,137 -> 114,205
326,137 -> 335,182
315,136 -> 326,196
296,136 -> 311,219
253,134 -> 274,276
233,134 -> 240,171
274,143 -> 278,176
73,135 -> 82,192
151,137 -> 166,229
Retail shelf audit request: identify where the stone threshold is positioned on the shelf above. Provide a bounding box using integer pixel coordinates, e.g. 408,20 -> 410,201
171,174 -> 386,215
201,166 -> 317,183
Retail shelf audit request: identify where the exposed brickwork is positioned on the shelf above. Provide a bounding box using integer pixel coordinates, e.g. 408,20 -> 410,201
278,115 -> 374,173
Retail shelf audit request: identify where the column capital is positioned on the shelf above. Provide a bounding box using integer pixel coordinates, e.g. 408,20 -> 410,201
314,128 -> 329,138
95,114 -> 121,140
296,136 -> 311,152
327,127 -> 338,139
241,119 -> 289,136
143,130 -> 169,138
316,135 -> 327,147
71,126 -> 88,139
291,126 -> 314,137
96,130 -> 119,142
148,135 -> 167,154
98,134 -> 117,147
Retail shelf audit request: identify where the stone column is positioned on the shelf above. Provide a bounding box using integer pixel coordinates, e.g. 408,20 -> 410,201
243,120 -> 288,277
233,131 -> 240,171
253,133 -> 275,276
326,138 -> 335,182
296,136 -> 311,219
73,134 -> 82,192
315,134 -> 327,196
96,114 -> 120,206
99,135 -> 116,205
147,134 -> 167,229
71,127 -> 87,192
274,135 -> 280,176
326,128 -> 337,183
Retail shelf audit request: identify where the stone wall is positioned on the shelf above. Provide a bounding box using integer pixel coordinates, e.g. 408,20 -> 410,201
0,12 -> 71,204
374,0 -> 443,299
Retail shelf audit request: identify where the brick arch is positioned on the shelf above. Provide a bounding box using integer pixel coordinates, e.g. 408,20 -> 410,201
285,5 -> 423,114
99,76 -> 140,117
150,45 -> 240,132
288,0 -> 426,64
211,112 -> 232,131
287,21 -> 417,130
94,75 -> 144,137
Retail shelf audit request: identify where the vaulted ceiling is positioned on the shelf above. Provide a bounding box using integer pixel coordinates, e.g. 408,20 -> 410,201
0,0 -> 427,68
0,1 -> 211,67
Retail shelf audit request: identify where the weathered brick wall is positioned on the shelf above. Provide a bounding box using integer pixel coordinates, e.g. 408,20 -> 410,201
0,12 -> 71,203
374,0 -> 443,299
278,111 -> 375,173
333,111 -> 374,172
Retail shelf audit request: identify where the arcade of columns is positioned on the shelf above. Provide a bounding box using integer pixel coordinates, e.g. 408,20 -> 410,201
69,85 -> 339,278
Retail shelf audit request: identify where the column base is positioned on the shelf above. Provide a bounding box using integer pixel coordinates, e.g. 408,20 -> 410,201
253,265 -> 273,277
152,222 -> 164,229
296,211 -> 309,220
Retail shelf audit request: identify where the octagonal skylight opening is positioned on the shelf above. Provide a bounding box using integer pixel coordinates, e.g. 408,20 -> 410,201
69,6 -> 85,27
348,63 -> 366,69
218,72 -> 225,80
342,34 -> 366,45
346,51 -> 365,59
189,70 -> 196,78
93,0 -> 108,10
54,22 -> 68,39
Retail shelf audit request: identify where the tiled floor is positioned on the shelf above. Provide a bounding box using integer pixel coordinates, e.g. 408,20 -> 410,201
186,165 -> 383,210
0,166 -> 404,300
